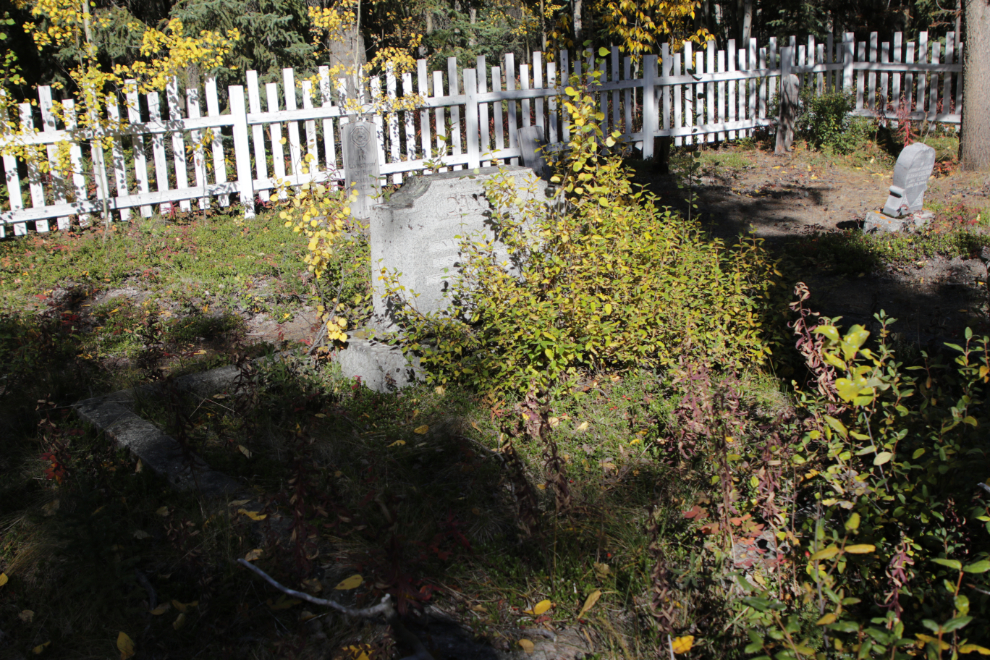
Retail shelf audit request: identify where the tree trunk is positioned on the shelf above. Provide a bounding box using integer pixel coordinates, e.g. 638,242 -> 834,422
960,0 -> 990,170
469,7 -> 477,47
741,0 -> 752,43
573,0 -> 582,45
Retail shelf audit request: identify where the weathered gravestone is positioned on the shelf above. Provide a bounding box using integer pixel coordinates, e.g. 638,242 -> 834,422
342,120 -> 381,220
334,165 -> 549,391
864,143 -> 936,233
882,143 -> 937,217
370,165 -> 548,324
518,125 -> 550,180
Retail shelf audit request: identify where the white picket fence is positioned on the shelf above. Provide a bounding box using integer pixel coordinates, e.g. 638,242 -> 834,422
0,30 -> 964,237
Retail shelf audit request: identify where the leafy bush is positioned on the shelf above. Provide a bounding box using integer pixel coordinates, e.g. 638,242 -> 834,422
656,286 -> 990,657
382,52 -> 777,393
796,90 -> 875,154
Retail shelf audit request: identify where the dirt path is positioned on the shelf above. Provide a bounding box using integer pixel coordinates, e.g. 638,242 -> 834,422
640,146 -> 990,347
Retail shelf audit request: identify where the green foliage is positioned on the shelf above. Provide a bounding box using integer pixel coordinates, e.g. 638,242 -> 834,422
382,51 -> 776,394
796,90 -> 875,154
169,0 -> 315,86
739,311 -> 990,657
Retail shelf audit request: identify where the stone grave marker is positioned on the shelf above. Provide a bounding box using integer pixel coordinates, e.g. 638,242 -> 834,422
865,143 -> 937,233
334,165 -> 549,391
518,125 -> 550,180
882,143 -> 937,217
369,165 -> 548,326
342,120 -> 381,220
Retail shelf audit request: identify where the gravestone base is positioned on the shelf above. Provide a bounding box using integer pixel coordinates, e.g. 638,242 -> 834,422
864,209 -> 934,234
334,332 -> 423,393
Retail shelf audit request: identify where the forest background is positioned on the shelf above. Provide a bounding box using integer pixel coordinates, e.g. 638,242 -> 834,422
0,0 -> 967,103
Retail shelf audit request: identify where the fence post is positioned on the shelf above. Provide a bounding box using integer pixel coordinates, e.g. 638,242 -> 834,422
842,37 -> 855,92
463,68 -> 481,170
642,54 -> 658,160
775,46 -> 798,154
229,85 -> 256,219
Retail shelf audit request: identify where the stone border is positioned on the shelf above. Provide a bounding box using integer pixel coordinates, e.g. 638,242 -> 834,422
72,364 -> 252,500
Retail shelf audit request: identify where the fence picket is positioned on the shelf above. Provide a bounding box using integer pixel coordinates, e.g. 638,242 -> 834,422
301,80 -> 320,179
477,57 -> 491,164
505,53 -> 518,165
535,52 -> 546,132
266,83 -> 287,198
726,40 -> 736,140
167,79 -> 191,212
107,98 -> 130,223
186,86 -> 209,210
62,100 -> 90,226
319,67 -> 339,178
492,65 -> 505,156
147,92 -> 172,216
205,77 -> 230,206
403,71 -> 416,165
417,60 -> 430,166
943,33 -> 955,114
38,86 -> 65,230
433,71 -> 448,172
448,57 -> 463,170
0,35 -> 969,235
916,33 -> 928,114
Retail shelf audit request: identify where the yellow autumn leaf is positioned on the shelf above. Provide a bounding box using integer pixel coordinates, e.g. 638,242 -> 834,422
413,425 -> 429,434
816,613 -> 837,625
578,590 -> 602,618
0,572 -> 8,587
671,635 -> 695,654
576,421 -> 589,433
526,599 -> 552,616
117,632 -> 136,659
244,548 -> 263,561
518,639 -> 535,653
32,641 -> 51,654
334,574 -> 363,590
917,634 -> 951,651
268,596 -> 301,610
810,545 -> 840,561
960,644 -> 990,655
150,603 -> 170,615
172,612 -> 186,631
238,508 -> 267,521
171,599 -> 199,613
388,440 -> 406,447
238,445 -> 252,458
844,544 -> 876,554
156,506 -> 170,516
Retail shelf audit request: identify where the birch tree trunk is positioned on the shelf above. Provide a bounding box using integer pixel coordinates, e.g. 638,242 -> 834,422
960,0 -> 990,170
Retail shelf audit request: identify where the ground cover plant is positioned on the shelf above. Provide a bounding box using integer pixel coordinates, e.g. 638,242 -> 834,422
1,56 -> 989,660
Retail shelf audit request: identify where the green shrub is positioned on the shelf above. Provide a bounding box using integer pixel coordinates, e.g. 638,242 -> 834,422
797,90 -> 876,154
381,54 -> 777,393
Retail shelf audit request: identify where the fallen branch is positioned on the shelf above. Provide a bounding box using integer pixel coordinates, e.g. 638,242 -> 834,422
237,559 -> 435,660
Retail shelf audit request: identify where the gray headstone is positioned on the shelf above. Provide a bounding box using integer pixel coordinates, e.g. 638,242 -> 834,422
518,125 -> 550,179
370,166 -> 547,326
342,121 -> 381,220
882,143 -> 936,217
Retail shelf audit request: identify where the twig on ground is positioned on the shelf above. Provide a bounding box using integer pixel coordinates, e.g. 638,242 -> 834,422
237,559 -> 435,660
135,569 -> 157,611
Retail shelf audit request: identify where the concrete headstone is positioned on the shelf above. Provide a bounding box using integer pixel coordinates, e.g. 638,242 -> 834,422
370,166 -> 548,326
342,120 -> 381,220
882,143 -> 936,217
518,125 -> 550,180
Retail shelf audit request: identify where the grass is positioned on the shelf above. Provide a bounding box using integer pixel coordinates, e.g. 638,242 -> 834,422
1,148 -> 986,659
0,211 -> 691,657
